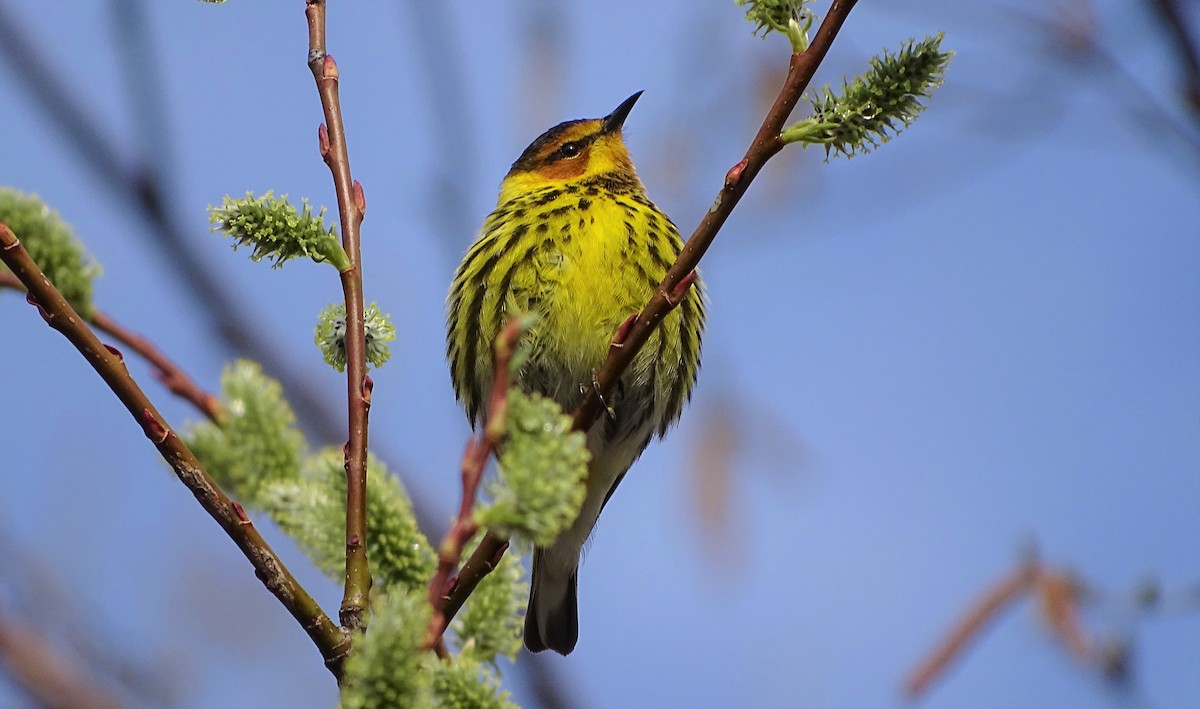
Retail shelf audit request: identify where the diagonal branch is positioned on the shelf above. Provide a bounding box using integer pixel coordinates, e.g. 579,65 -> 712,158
305,0 -> 373,634
436,0 -> 861,633
0,222 -> 350,678
90,311 -> 222,422
904,556 -> 1040,698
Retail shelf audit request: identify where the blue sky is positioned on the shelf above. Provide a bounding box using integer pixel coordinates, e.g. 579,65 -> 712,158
2,2 -> 1197,708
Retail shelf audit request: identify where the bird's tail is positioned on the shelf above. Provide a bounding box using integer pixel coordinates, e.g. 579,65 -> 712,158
524,547 -> 579,655
523,426 -> 647,655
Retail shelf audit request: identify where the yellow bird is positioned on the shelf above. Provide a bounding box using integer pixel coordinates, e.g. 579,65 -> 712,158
447,92 -> 705,654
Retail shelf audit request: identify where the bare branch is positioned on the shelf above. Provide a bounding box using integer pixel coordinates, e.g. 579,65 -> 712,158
305,0 -> 373,634
905,557 -> 1039,698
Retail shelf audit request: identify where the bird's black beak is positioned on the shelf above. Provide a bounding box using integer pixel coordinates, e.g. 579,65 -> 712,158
601,91 -> 643,134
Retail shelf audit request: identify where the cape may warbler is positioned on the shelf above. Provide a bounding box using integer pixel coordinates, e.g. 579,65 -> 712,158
446,92 -> 705,655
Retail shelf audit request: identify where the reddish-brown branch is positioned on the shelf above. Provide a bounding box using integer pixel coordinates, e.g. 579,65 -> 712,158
305,0 -> 372,634
436,0 -> 861,633
905,558 -> 1040,698
91,311 -> 222,421
425,319 -> 524,651
1,222 -> 351,678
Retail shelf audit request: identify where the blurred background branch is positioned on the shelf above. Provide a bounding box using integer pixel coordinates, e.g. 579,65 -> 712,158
908,544 -> 1200,700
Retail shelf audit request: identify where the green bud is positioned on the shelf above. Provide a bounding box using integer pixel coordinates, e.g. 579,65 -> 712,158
314,302 -> 397,372
430,655 -> 518,709
340,592 -> 433,709
782,34 -> 953,158
208,191 -> 349,270
0,188 -> 101,318
184,360 -> 304,503
476,391 -> 589,547
260,449 -> 434,593
734,0 -> 813,52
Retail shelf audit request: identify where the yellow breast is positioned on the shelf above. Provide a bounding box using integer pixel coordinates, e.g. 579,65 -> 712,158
540,196 -> 649,376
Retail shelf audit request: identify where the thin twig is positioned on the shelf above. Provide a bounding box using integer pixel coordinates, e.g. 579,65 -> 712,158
904,557 -> 1040,698
0,222 -> 351,678
435,0 -> 861,633
91,311 -> 222,422
305,0 -> 372,634
425,319 -> 523,652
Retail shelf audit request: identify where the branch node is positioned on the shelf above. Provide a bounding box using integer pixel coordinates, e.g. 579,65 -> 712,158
103,343 -> 124,362
488,540 -> 510,568
611,312 -> 639,348
232,501 -> 251,524
322,54 -> 339,81
353,180 -> 366,217
307,47 -> 326,71
724,158 -> 749,189
139,408 -> 169,444
318,124 -> 331,161
666,270 -> 698,306
361,375 -> 374,407
24,290 -> 52,322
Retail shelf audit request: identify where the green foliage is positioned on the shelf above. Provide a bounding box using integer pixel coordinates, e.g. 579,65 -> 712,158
261,449 -> 435,593
782,34 -> 953,158
476,391 -> 589,547
0,188 -> 101,318
734,0 -> 812,52
357,454 -> 436,592
179,357 -> 567,703
208,190 -> 349,270
315,302 -> 397,372
341,592 -> 433,709
429,656 -> 518,709
340,595 -> 518,709
185,360 -> 305,503
184,362 -> 432,591
451,544 -> 525,664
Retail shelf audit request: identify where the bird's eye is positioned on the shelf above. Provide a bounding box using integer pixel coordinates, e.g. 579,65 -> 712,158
558,141 -> 581,158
